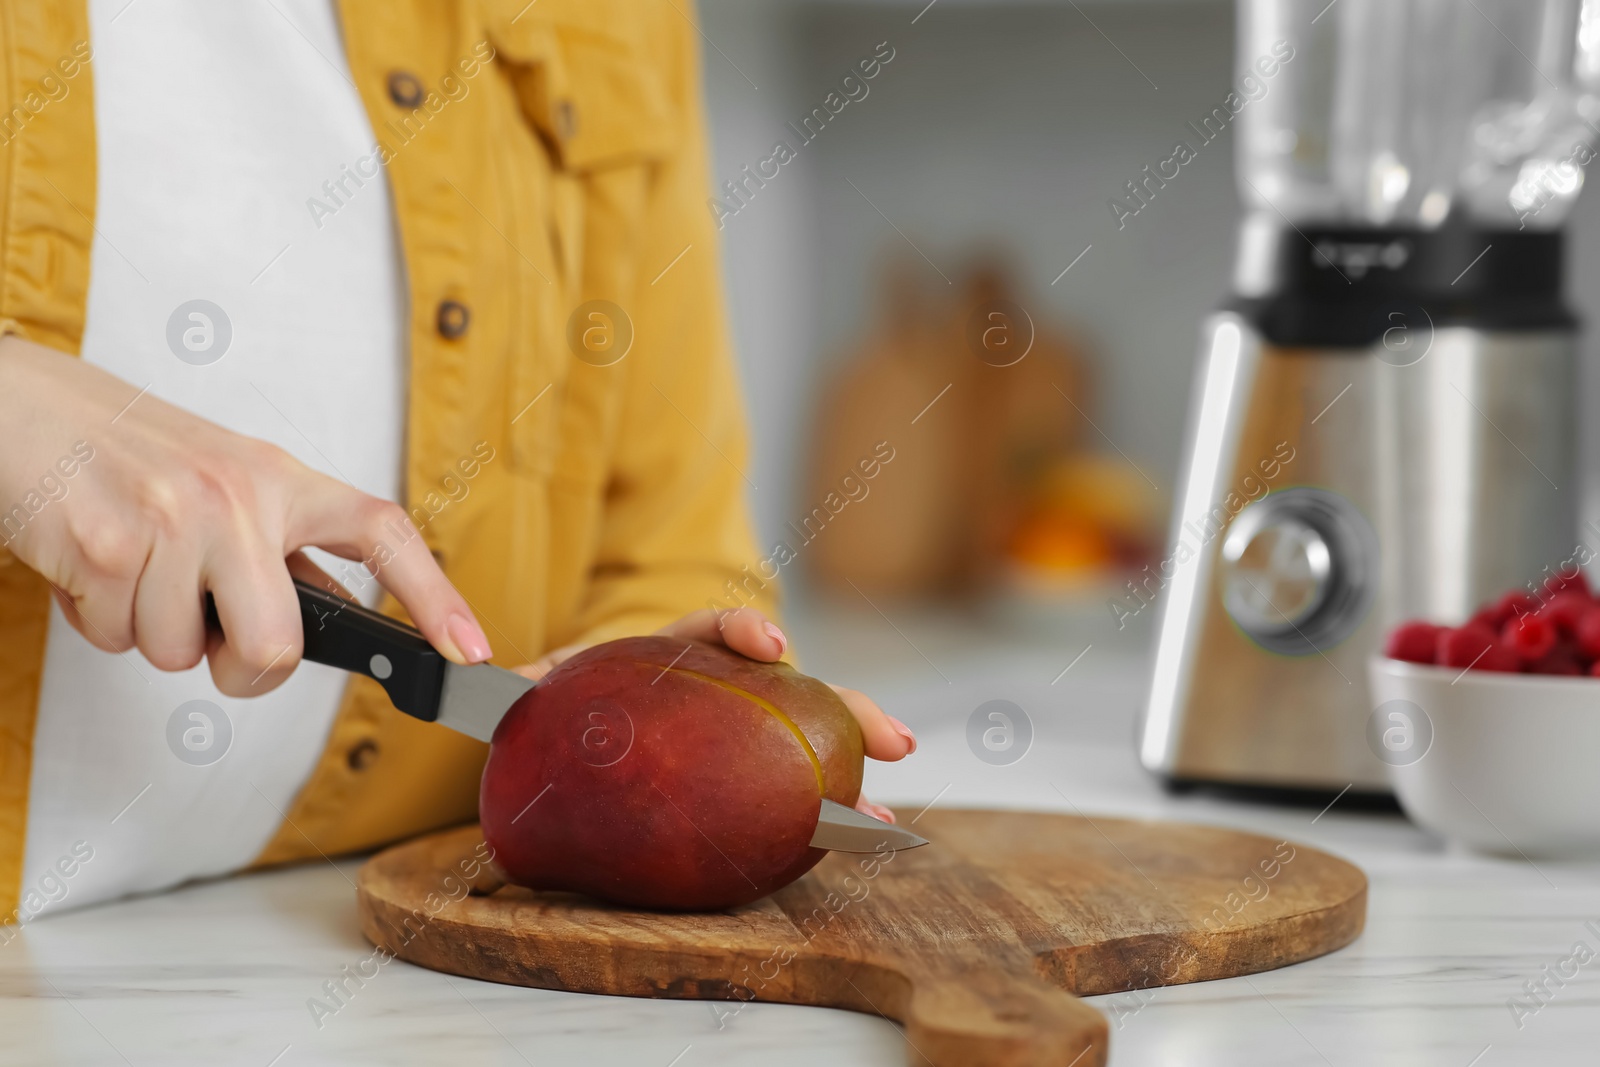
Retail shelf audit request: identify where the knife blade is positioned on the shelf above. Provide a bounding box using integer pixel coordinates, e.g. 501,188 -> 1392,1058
809,798 -> 930,852
433,656 -> 536,741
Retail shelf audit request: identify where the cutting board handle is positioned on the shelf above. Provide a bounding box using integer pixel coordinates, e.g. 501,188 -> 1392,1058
863,956 -> 1107,1067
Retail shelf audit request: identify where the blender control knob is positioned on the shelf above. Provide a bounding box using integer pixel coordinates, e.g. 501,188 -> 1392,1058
1221,516 -> 1332,632
1219,488 -> 1377,656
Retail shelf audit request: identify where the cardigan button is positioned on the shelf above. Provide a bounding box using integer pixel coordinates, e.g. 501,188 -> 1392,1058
347,738 -> 380,771
437,300 -> 470,339
555,99 -> 578,141
387,71 -> 425,108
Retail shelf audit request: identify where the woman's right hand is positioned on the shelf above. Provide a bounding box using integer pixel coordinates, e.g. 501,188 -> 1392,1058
0,334 -> 492,696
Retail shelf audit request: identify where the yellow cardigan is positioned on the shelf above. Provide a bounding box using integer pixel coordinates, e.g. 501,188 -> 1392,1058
0,0 -> 775,914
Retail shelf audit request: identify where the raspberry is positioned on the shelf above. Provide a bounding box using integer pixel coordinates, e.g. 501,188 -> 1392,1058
1576,608 -> 1600,661
1480,591 -> 1537,628
1384,621 -> 1441,664
1502,613 -> 1558,662
1530,647 -> 1583,675
1436,624 -> 1500,669
1541,589 -> 1592,634
1479,641 -> 1524,673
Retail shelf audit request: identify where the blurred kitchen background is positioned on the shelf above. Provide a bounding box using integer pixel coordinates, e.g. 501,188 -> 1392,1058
693,0 -> 1600,763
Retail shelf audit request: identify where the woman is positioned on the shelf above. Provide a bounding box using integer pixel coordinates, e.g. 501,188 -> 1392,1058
0,0 -> 912,922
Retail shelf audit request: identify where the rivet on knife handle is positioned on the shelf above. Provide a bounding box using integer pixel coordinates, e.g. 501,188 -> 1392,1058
204,578 -> 447,721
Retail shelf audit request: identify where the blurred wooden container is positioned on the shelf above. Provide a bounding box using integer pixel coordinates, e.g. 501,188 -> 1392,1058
804,262 -> 968,597
806,256 -> 1125,600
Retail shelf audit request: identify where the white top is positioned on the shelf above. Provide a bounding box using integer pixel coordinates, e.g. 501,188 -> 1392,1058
22,0 -> 407,914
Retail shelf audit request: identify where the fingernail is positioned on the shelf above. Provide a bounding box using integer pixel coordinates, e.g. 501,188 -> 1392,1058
875,804 -> 898,824
446,614 -> 493,664
763,622 -> 788,655
888,716 -> 917,754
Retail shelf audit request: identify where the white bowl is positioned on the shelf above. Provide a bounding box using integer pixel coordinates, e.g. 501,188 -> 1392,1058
1368,657 -> 1600,859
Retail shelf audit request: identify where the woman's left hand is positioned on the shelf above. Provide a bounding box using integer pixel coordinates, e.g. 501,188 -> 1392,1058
514,607 -> 916,824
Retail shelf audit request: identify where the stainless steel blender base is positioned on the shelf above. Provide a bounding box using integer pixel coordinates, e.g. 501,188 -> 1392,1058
1138,314 -> 1575,793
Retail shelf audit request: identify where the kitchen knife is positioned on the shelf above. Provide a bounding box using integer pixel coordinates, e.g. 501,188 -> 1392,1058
215,580 -> 928,851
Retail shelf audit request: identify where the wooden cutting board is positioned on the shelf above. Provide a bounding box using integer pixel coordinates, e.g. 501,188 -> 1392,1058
357,809 -> 1365,1066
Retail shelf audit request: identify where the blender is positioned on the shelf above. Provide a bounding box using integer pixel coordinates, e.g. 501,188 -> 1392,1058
1140,0 -> 1600,797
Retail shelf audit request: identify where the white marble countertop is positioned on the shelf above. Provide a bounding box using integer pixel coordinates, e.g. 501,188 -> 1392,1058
4,603 -> 1598,1066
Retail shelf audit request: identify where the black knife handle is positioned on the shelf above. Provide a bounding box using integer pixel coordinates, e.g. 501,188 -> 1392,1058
204,578 -> 446,721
